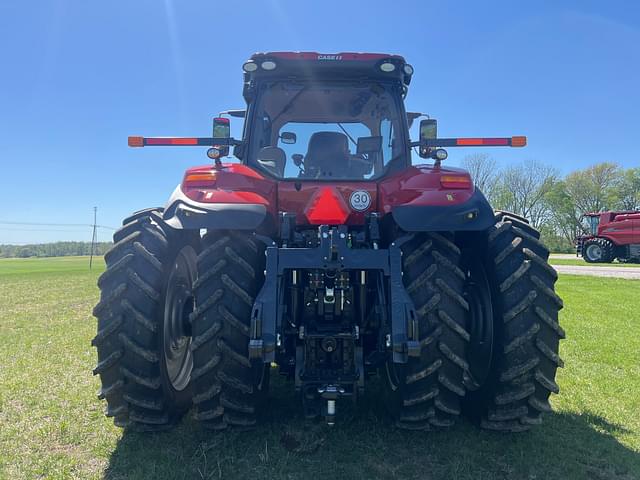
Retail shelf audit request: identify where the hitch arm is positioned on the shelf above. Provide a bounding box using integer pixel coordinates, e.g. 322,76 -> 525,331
127,136 -> 241,147
410,136 -> 527,148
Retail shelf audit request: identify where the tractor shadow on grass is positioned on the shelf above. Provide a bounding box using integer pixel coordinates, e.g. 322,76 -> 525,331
104,375 -> 640,480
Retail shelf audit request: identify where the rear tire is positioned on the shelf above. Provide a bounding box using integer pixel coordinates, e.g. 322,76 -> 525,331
93,209 -> 198,430
387,233 -> 469,430
466,212 -> 564,431
583,238 -> 614,263
190,231 -> 269,430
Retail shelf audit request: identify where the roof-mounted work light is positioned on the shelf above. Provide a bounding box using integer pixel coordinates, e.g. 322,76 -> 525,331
379,62 -> 396,72
242,61 -> 258,72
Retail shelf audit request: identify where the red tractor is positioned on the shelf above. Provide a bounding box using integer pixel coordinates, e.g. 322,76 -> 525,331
93,52 -> 563,432
577,211 -> 640,263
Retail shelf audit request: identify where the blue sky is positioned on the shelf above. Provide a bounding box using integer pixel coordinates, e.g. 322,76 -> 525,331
1,0 -> 638,243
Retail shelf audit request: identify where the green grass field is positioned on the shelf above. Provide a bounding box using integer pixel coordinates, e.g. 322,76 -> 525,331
0,256 -> 105,275
549,257 -> 640,267
0,257 -> 639,479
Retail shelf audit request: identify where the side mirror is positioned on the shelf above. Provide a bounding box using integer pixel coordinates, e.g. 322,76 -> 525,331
419,119 -> 437,158
280,132 -> 297,144
292,154 -> 304,167
213,117 -> 230,157
356,135 -> 382,155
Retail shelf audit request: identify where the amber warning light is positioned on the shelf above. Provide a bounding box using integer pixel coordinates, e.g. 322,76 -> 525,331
511,136 -> 527,147
128,136 -> 144,147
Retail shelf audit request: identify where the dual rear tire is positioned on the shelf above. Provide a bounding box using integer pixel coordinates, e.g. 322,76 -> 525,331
93,216 -> 265,431
391,212 -> 564,431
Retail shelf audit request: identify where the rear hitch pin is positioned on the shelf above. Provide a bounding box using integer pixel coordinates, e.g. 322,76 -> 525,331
327,400 -> 336,426
318,385 -> 344,426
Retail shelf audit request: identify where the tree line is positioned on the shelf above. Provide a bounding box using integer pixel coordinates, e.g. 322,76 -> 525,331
0,241 -> 113,258
463,155 -> 640,252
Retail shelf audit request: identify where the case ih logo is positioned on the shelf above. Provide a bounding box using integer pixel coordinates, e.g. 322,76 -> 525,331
318,55 -> 342,61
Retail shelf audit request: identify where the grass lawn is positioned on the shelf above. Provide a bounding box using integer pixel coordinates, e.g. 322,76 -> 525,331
549,257 -> 640,268
0,257 -> 639,479
0,256 -> 105,275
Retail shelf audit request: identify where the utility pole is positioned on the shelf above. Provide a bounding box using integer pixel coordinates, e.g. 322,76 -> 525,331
89,206 -> 97,270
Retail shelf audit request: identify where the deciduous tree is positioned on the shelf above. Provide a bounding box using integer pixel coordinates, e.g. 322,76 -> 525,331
492,159 -> 557,229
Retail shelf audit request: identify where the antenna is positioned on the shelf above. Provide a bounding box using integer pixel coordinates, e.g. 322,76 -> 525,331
89,206 -> 97,270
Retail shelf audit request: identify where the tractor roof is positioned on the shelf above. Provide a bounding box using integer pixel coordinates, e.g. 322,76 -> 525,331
243,51 -> 413,85
250,51 -> 406,63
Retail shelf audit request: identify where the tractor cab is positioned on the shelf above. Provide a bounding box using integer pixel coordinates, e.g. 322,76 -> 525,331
580,213 -> 601,236
246,82 -> 405,180
239,53 -> 413,180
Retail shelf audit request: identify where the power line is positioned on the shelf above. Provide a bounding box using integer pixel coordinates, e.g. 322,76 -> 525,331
0,239 -> 112,245
0,227 -> 100,233
0,220 -> 117,230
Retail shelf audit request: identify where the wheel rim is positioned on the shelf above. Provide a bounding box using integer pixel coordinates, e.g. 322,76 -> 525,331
463,258 -> 494,390
163,246 -> 196,391
586,244 -> 602,261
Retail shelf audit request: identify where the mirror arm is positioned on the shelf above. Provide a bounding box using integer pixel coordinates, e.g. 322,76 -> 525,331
410,137 -> 526,148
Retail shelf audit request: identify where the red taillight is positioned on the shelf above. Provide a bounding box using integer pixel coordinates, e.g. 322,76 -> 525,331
305,187 -> 350,225
440,174 -> 472,189
456,138 -> 509,146
147,137 -> 199,146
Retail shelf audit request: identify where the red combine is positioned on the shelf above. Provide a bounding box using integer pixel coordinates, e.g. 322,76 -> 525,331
577,211 -> 640,263
93,52 -> 563,432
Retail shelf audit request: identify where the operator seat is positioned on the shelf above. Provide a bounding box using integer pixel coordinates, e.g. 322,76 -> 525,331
304,132 -> 350,178
256,146 -> 286,177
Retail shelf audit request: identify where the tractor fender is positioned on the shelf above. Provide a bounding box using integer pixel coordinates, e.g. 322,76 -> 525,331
162,185 -> 268,231
391,188 -> 495,232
